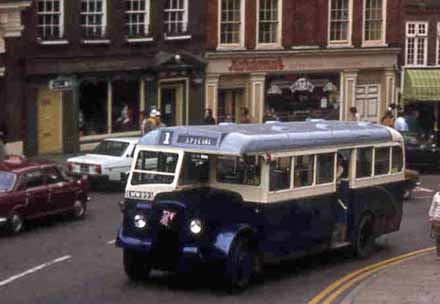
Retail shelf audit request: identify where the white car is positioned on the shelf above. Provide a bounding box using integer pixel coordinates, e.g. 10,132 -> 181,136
66,137 -> 139,183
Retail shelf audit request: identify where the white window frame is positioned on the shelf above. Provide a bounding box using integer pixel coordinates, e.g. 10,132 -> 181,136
256,0 -> 282,49
217,0 -> 246,50
405,21 -> 428,67
362,0 -> 387,47
164,0 -> 189,39
437,22 -> 440,65
80,0 -> 108,42
36,0 -> 65,41
328,0 -> 353,47
125,0 -> 151,41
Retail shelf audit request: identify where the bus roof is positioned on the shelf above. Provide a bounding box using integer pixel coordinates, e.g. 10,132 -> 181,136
138,121 -> 398,156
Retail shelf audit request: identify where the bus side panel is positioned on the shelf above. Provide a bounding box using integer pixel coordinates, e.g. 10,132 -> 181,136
346,181 -> 404,241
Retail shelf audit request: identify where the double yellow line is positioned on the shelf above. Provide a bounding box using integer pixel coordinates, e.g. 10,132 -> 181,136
308,247 -> 435,304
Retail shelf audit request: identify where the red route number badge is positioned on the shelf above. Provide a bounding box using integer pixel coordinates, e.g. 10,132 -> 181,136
160,210 -> 176,227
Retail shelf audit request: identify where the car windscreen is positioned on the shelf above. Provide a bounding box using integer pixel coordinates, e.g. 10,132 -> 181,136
131,151 -> 179,185
0,171 -> 17,192
93,140 -> 129,157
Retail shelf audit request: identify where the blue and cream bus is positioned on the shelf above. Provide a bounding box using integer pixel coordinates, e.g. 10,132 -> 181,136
116,121 -> 408,289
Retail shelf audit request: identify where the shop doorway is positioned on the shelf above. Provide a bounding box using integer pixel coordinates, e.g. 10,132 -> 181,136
159,84 -> 183,126
38,88 -> 62,154
79,81 -> 108,136
355,84 -> 380,122
112,80 -> 139,133
218,89 -> 245,122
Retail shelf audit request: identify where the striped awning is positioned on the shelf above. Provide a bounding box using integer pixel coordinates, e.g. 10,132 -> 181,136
403,69 -> 440,102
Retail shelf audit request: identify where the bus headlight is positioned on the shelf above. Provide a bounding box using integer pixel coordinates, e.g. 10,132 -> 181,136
190,219 -> 203,235
134,214 -> 147,229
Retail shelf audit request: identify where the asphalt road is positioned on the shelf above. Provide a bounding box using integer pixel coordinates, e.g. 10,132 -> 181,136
0,175 -> 438,304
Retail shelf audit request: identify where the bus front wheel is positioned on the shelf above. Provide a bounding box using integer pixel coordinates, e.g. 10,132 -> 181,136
123,250 -> 151,281
354,214 -> 375,259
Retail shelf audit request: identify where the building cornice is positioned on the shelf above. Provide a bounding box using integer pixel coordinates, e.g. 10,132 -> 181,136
205,47 -> 401,60
0,1 -> 31,10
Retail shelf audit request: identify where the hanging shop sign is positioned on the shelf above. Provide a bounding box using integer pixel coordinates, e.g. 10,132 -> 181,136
267,84 -> 282,95
49,77 -> 74,91
290,78 -> 314,93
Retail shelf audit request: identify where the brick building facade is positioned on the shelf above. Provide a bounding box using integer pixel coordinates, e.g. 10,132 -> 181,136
205,0 -> 403,124
3,0 -> 206,155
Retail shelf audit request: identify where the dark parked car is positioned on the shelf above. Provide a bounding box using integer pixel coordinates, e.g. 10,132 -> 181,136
404,132 -> 440,170
0,157 -> 89,234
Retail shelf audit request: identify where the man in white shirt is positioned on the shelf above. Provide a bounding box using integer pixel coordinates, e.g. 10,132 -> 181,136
394,114 -> 409,132
429,192 -> 440,259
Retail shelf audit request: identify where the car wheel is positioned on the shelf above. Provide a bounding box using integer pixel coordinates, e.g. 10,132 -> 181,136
8,212 -> 24,235
123,250 -> 151,281
225,236 -> 256,291
403,189 -> 413,200
72,200 -> 87,219
354,213 -> 375,259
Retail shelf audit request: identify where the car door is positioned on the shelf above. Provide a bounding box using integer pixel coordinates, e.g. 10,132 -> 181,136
20,169 -> 50,218
44,166 -> 74,212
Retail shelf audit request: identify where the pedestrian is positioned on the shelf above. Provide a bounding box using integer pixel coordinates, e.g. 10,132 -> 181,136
394,109 -> 409,132
141,109 -> 160,135
429,192 -> 440,260
263,107 -> 280,122
239,107 -> 253,124
349,107 -> 361,122
203,108 -> 216,125
0,122 -> 7,162
381,110 -> 395,128
224,114 -> 233,123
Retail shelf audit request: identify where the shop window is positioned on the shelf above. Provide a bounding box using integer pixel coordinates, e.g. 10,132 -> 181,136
37,0 -> 64,40
317,153 -> 335,184
364,0 -> 385,44
164,0 -> 188,36
329,0 -> 352,45
80,0 -> 107,39
258,0 -> 281,45
356,147 -> 373,178
79,81 -> 108,136
294,155 -> 314,188
375,147 -> 390,175
125,0 -> 150,38
216,156 -> 261,186
112,80 -> 140,133
406,22 -> 428,66
270,157 -> 292,191
220,0 -> 243,45
391,146 -> 403,173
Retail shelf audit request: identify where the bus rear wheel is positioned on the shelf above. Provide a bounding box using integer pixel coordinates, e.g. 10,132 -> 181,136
123,250 -> 151,281
354,214 -> 375,259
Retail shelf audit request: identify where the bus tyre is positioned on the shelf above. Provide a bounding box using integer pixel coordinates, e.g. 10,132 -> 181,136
8,212 -> 24,235
123,250 -> 151,281
354,214 -> 375,259
225,236 -> 256,291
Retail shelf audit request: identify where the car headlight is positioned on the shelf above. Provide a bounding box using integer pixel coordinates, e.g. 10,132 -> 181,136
134,214 -> 147,229
190,219 -> 203,234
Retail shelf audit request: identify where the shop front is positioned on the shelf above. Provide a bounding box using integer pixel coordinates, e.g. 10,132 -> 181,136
24,53 -> 205,155
205,49 -> 399,124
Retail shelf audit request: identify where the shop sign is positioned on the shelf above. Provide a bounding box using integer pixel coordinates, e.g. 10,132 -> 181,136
177,135 -> 218,146
49,77 -> 74,91
229,58 -> 284,72
290,78 -> 314,93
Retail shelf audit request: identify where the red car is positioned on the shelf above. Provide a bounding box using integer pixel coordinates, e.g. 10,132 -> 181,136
0,157 -> 89,234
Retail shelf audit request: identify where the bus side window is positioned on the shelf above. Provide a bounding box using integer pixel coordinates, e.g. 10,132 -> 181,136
294,155 -> 314,188
269,157 -> 292,191
317,153 -> 335,184
391,146 -> 404,173
356,147 -> 373,178
375,147 -> 391,176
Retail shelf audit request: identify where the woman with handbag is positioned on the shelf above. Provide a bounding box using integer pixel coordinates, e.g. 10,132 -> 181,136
429,192 -> 440,259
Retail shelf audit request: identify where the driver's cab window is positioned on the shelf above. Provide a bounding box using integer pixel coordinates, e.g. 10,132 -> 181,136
179,153 -> 210,185
44,167 -> 65,185
270,157 -> 292,191
216,156 -> 261,186
22,170 -> 45,189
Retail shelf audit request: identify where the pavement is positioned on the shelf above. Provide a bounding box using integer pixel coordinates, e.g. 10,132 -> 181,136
340,249 -> 440,304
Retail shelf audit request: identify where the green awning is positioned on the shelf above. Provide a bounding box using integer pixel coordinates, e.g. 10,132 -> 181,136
403,69 -> 440,103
